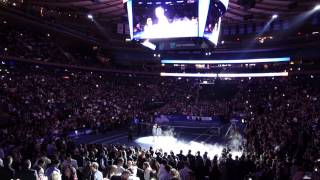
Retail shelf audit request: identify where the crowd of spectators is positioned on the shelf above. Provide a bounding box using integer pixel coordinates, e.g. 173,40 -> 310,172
0,22 -> 112,67
1,3 -> 320,179
0,25 -> 68,63
0,61 -> 319,179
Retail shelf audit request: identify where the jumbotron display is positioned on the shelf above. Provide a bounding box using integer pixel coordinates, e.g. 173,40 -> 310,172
126,0 -> 229,45
133,1 -> 199,39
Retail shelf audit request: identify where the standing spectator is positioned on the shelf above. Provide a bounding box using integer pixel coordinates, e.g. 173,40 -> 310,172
127,160 -> 138,177
169,168 -> 180,180
179,161 -> 194,180
115,158 -> 126,176
15,159 -> 38,180
203,152 -> 211,177
159,164 -> 171,180
62,154 -> 78,170
62,165 -> 77,180
194,151 -> 204,180
90,162 -> 103,180
34,158 -> 46,177
0,156 -> 15,179
45,158 -> 61,180
143,162 -> 153,180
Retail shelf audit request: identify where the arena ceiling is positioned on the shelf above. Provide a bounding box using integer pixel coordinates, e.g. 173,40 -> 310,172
25,0 -> 319,24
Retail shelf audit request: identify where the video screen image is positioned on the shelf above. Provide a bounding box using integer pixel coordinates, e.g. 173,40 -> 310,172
204,5 -> 222,45
133,0 -> 199,39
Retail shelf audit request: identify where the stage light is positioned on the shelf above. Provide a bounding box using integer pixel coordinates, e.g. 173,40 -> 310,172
272,14 -> 278,19
87,14 -> 93,19
314,5 -> 320,11
141,40 -> 156,50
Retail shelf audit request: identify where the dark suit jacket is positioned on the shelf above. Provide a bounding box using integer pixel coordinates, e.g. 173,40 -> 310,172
0,166 -> 15,180
15,168 -> 38,180
110,175 -> 122,180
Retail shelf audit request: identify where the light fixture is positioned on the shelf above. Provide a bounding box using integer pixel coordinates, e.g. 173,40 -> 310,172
87,14 -> 93,19
141,40 -> 156,50
314,5 -> 320,11
272,14 -> 278,19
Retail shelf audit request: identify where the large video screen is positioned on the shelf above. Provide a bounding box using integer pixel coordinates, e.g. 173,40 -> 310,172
132,0 -> 199,39
204,5 -> 222,45
126,0 -> 229,45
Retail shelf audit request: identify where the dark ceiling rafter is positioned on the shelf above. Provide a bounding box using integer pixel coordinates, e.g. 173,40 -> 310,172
24,0 -> 320,24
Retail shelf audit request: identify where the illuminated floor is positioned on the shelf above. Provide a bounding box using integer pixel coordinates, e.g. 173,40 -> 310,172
135,135 -> 242,158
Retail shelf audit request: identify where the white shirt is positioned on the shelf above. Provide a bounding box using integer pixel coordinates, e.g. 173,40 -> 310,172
93,170 -> 103,180
156,127 -> 162,136
128,165 -> 138,177
144,167 -> 152,180
152,125 -> 157,136
115,165 -> 125,176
